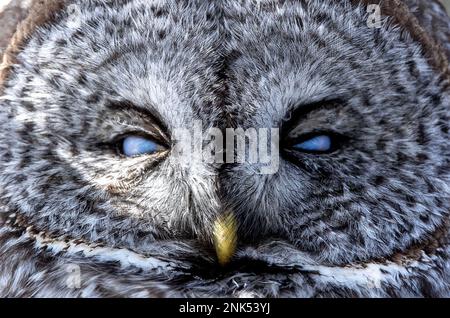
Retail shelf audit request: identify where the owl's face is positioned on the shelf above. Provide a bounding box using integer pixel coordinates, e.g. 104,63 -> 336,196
0,0 -> 449,291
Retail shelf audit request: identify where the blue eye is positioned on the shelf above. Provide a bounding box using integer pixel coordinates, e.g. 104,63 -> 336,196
122,136 -> 161,157
293,135 -> 332,152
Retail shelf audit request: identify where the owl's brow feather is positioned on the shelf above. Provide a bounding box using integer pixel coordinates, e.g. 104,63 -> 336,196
94,42 -> 149,71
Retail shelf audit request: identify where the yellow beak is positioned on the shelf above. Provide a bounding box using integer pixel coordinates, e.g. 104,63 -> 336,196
213,211 -> 237,266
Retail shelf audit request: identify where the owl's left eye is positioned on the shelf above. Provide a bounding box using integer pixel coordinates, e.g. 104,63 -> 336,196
121,136 -> 163,157
287,133 -> 347,154
293,135 -> 332,152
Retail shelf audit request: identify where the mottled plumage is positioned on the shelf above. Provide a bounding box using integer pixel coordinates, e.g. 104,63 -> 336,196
0,0 -> 449,297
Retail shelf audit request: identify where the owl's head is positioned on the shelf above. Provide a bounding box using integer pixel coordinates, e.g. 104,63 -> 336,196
0,0 -> 449,294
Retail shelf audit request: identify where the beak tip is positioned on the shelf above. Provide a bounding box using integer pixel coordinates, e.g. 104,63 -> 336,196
213,212 -> 237,266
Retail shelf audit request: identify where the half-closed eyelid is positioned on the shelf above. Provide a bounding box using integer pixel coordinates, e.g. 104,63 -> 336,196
109,127 -> 168,148
105,100 -> 171,145
281,98 -> 345,137
111,130 -> 169,154
106,100 -> 167,130
282,130 -> 348,155
294,135 -> 332,152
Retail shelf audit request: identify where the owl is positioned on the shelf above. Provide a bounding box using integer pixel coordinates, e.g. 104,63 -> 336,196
0,0 -> 449,298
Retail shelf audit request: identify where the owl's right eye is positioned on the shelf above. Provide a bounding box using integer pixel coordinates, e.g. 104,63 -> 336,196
121,135 -> 164,157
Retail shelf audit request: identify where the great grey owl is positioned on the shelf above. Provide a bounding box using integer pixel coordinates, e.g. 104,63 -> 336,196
0,0 -> 450,298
